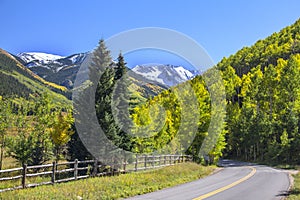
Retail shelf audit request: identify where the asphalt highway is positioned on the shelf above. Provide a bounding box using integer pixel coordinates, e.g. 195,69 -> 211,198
126,160 -> 290,200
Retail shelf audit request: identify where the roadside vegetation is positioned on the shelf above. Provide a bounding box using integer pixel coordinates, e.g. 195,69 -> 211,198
288,170 -> 300,200
0,162 -> 215,199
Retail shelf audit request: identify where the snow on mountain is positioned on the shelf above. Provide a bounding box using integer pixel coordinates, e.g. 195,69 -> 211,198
17,52 -> 87,71
131,64 -> 200,87
64,53 -> 87,65
17,52 -> 63,64
17,52 -> 87,89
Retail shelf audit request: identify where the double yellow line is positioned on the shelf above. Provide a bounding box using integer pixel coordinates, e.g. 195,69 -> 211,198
193,167 -> 257,200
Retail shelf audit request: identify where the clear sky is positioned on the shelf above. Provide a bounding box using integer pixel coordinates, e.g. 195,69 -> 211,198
1,0 -> 299,68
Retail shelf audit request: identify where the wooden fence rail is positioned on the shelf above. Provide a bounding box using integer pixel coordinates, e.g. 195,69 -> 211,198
0,154 -> 192,192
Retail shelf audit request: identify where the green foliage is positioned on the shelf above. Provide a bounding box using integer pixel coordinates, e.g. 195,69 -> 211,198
7,101 -> 34,165
130,74 -> 226,164
90,41 -> 226,163
6,94 -> 74,165
0,71 -> 32,97
220,19 -> 300,164
0,97 -> 13,169
67,129 -> 93,162
93,45 -> 135,152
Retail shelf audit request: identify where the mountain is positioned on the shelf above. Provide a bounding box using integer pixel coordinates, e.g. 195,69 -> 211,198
17,52 -> 87,88
17,52 -> 200,88
15,51 -> 167,99
131,64 -> 200,87
17,52 -> 63,64
0,48 -> 70,103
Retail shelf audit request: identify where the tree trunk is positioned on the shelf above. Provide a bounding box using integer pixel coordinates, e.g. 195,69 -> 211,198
0,138 -> 5,170
253,144 -> 256,161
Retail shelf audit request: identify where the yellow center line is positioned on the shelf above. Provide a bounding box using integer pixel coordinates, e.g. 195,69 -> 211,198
193,166 -> 257,200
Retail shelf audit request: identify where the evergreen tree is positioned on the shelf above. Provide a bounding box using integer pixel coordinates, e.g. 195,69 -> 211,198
95,66 -> 120,145
112,53 -> 133,151
67,127 -> 93,161
89,39 -> 113,86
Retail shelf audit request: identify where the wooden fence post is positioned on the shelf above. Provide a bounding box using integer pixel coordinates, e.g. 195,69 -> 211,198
164,155 -> 166,166
144,155 -> 147,170
93,159 -> 98,177
112,158 -> 115,176
22,164 -> 27,188
135,155 -> 138,172
74,159 -> 78,180
123,156 -> 126,173
51,161 -> 56,184
151,155 -> 154,168
158,155 -> 161,167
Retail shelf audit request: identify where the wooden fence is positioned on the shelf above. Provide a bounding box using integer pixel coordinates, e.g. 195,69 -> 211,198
0,154 -> 192,192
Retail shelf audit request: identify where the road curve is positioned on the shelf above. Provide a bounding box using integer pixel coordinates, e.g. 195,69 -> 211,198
126,160 -> 290,200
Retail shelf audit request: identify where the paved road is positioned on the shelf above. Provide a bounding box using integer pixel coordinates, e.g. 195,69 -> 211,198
126,160 -> 290,200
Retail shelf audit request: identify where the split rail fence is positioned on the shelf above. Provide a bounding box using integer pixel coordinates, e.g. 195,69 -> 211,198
0,154 -> 192,192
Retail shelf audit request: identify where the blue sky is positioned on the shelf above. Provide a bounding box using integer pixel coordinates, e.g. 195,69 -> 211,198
1,0 -> 299,68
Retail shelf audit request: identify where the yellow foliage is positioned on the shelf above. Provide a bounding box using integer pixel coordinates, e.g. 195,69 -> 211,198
50,112 -> 74,146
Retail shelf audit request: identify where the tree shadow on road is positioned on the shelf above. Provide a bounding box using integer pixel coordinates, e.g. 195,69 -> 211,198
217,159 -> 257,167
278,189 -> 300,198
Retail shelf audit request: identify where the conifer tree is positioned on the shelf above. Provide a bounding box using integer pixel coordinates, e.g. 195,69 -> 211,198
112,53 -> 133,151
89,39 -> 113,86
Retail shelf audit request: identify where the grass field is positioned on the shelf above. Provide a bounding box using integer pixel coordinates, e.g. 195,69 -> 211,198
0,162 -> 215,200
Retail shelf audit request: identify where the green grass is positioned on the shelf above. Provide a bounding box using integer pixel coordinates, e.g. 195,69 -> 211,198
0,162 -> 216,200
288,170 -> 300,200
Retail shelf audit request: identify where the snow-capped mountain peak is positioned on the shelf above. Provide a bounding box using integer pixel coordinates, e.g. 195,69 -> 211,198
17,52 -> 64,64
131,64 -> 199,87
17,52 -> 88,89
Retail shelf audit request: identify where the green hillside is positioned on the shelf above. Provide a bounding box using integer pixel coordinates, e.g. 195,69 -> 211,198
217,18 -> 300,76
218,18 -> 300,164
0,49 -> 70,103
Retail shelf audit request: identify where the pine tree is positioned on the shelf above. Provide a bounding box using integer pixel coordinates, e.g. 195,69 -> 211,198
112,53 -> 133,151
95,66 -> 119,144
89,39 -> 113,86
67,127 -> 93,161
92,41 -> 123,152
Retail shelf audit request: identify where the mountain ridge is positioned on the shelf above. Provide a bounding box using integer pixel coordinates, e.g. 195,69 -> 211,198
0,48 -> 70,102
132,64 -> 200,87
17,52 -> 87,88
16,52 -> 200,88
